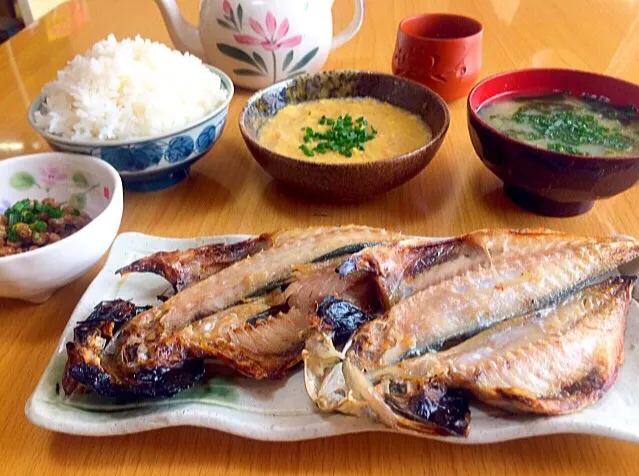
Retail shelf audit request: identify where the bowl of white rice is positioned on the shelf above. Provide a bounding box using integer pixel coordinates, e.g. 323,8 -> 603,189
28,35 -> 234,191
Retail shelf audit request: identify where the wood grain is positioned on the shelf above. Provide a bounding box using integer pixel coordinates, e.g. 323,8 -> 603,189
1,0 -> 639,474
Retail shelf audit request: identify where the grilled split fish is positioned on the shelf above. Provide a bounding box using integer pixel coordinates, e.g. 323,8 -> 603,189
330,230 -> 639,367
64,226 -> 400,397
64,227 -> 639,416
304,230 -> 639,433
342,277 -> 634,436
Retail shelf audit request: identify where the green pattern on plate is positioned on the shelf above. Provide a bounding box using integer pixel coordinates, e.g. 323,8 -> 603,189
45,353 -> 239,414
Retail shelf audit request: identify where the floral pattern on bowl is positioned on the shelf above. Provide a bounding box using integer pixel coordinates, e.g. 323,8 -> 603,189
3,166 -> 110,215
95,124 -> 220,173
27,65 -> 234,192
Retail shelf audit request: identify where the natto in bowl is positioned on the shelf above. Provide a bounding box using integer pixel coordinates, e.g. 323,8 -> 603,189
0,152 -> 123,303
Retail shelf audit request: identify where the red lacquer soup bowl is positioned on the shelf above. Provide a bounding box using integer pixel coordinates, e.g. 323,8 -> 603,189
467,69 -> 639,216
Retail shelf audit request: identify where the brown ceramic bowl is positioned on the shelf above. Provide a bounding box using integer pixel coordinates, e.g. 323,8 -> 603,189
468,68 -> 639,217
392,14 -> 483,102
239,70 -> 450,202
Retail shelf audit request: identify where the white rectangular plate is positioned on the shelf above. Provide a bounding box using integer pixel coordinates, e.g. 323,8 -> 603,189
26,233 -> 639,443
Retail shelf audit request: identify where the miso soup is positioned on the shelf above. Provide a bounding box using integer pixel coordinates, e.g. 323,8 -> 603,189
478,92 -> 639,156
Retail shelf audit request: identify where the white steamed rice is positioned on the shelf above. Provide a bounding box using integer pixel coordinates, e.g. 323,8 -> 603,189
34,34 -> 227,141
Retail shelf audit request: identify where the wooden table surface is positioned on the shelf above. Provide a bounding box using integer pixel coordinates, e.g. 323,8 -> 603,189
2,0 -> 639,474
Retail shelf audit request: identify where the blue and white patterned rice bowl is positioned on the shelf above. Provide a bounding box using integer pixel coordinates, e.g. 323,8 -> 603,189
27,65 -> 234,192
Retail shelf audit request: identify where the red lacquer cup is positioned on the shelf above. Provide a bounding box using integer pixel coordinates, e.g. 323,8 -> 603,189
392,14 -> 483,102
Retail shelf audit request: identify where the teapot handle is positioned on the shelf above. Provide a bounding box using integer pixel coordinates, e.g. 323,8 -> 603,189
331,0 -> 365,50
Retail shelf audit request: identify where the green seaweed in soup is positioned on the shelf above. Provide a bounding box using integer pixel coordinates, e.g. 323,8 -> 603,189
478,93 -> 639,156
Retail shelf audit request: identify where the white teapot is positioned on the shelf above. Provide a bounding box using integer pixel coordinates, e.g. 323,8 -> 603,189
155,0 -> 364,90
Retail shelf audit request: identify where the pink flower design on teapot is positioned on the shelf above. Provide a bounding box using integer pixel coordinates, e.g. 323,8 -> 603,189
234,12 -> 302,52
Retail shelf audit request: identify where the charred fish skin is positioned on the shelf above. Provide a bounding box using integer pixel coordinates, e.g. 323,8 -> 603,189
315,296 -> 376,348
345,277 -> 635,436
63,299 -> 205,399
62,300 -> 151,396
72,299 -> 151,346
67,355 -> 205,399
116,234 -> 272,292
348,231 -> 639,370
108,226 -> 400,377
384,385 -> 470,437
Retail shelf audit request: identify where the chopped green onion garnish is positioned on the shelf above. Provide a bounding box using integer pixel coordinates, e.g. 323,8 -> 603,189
21,210 -> 35,223
47,207 -> 63,218
6,227 -> 18,242
299,144 -> 314,157
8,212 -> 19,226
299,114 -> 378,158
12,199 -> 30,213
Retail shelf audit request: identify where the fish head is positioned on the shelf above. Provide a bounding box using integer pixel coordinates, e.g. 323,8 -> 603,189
303,330 -> 470,437
340,358 -> 470,437
303,326 -> 378,417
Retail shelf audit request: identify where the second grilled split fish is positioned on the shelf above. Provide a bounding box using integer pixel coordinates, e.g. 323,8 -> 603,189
304,230 -> 639,435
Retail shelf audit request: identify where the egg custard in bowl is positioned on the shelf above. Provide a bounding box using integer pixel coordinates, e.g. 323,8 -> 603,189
257,97 -> 433,164
240,71 -> 449,201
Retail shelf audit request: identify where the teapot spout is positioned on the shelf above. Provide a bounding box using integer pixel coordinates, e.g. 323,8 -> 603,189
154,0 -> 205,59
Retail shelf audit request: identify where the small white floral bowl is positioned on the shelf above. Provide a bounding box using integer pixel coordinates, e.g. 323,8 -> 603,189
0,152 -> 123,303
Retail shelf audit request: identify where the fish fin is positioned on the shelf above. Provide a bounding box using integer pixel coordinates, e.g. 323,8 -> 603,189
210,307 -> 305,379
116,235 -> 272,292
